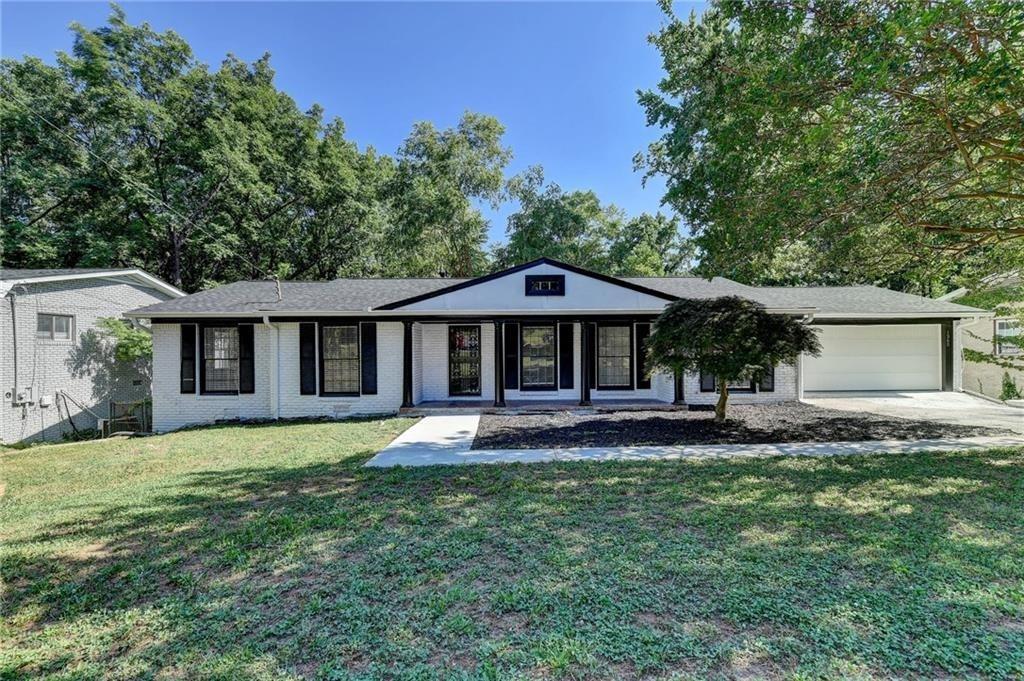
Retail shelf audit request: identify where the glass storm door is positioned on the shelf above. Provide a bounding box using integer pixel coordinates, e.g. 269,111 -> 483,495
449,325 -> 482,396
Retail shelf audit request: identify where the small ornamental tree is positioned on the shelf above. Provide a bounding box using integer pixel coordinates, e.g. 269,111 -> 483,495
647,297 -> 821,421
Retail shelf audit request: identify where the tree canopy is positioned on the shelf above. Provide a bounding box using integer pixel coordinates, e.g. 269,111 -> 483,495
493,166 -> 693,276
640,0 -> 1024,293
0,7 -> 512,290
646,297 -> 821,420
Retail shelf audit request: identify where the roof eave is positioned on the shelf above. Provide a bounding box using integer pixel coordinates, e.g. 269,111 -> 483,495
1,269 -> 184,298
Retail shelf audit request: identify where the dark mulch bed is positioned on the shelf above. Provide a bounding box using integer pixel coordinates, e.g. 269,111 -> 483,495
473,402 -> 1006,449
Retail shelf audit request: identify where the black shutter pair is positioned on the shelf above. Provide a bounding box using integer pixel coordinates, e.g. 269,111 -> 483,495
299,322 -> 377,395
180,324 -> 254,394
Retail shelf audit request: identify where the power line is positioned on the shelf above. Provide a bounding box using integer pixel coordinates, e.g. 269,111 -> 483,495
1,85 -> 283,299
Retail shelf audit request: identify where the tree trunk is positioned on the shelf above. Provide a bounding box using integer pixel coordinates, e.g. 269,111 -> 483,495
715,378 -> 729,422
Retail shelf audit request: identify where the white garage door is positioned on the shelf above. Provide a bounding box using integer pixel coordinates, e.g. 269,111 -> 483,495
804,325 -> 941,391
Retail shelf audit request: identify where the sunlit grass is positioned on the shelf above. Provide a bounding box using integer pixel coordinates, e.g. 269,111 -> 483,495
1,419 -> 1022,679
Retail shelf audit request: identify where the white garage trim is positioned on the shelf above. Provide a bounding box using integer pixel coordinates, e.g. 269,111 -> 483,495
804,324 -> 942,391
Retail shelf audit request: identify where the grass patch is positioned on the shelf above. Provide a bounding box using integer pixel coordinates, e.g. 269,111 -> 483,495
2,419 -> 1022,679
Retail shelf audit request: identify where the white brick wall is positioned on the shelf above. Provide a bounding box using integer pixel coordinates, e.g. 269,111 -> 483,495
1,279 -> 173,444
681,362 -> 798,405
152,322 -> 405,432
149,319 -> 799,432
420,323 -> 495,401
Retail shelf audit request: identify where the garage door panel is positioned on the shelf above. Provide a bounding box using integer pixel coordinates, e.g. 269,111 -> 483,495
805,325 -> 941,391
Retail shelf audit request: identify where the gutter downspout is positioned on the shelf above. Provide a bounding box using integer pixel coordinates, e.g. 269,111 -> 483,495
262,315 -> 280,420
8,290 -> 17,407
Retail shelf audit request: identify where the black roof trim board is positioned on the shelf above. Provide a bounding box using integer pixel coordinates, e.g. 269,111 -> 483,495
374,257 -> 679,310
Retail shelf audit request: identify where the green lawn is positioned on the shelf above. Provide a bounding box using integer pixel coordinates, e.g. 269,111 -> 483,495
2,419 -> 1022,680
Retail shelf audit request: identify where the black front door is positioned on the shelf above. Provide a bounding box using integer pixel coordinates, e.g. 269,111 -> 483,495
449,325 -> 482,396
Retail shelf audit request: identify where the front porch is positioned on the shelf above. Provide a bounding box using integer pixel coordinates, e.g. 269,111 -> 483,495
399,318 -> 685,410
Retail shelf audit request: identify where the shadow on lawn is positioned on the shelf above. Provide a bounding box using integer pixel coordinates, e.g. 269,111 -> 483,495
5,445 -> 1024,679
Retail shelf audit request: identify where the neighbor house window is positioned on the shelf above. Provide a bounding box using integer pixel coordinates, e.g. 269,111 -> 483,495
36,313 -> 74,341
996,319 -> 1022,356
521,325 -> 556,389
597,325 -> 632,388
322,325 -> 360,394
203,327 -> 239,393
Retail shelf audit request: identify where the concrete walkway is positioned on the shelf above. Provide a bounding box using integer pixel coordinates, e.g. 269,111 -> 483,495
365,414 -> 1024,468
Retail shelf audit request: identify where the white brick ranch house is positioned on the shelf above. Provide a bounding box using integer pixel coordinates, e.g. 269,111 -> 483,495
127,258 -> 989,433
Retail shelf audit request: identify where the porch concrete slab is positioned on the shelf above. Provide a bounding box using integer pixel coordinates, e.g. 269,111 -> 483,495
365,415 -> 1024,467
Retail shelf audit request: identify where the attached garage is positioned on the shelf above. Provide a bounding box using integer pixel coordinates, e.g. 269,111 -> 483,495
804,324 -> 942,391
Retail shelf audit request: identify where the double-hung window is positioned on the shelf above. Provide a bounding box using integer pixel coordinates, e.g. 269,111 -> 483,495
37,313 -> 74,341
996,319 -> 1022,356
322,325 -> 360,394
203,327 -> 239,393
520,325 -> 557,389
597,325 -> 632,389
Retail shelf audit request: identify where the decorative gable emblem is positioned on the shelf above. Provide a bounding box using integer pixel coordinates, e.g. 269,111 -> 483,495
525,274 -> 565,296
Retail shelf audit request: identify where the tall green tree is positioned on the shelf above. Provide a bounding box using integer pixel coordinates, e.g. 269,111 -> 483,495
385,112 -> 511,277
1,6 -> 511,289
493,166 -> 692,275
640,0 -> 1024,290
493,166 -> 618,271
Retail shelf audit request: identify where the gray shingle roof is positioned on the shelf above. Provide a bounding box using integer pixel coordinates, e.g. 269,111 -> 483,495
129,278 -> 469,315
0,267 -> 135,280
744,286 -> 983,316
623,276 -> 758,299
127,272 -> 985,318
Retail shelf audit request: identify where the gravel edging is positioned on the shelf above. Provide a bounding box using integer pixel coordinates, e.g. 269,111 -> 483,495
473,402 -> 1008,449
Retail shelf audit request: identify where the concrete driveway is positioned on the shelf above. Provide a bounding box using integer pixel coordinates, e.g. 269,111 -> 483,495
803,391 -> 1024,434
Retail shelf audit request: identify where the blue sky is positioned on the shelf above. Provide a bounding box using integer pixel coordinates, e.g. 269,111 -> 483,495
1,1 -> 705,245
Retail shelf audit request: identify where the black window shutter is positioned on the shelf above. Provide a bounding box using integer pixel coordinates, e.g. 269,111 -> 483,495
360,322 -> 377,395
635,323 -> 651,389
558,323 -> 574,389
700,369 -> 715,392
180,324 -> 196,394
299,323 -> 316,395
585,323 -> 596,389
759,365 -> 775,392
238,324 -> 255,394
503,323 -> 519,389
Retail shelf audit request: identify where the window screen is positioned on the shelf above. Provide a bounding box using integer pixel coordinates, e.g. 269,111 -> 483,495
203,326 -> 239,392
521,325 -> 556,388
36,313 -> 73,340
597,325 -> 631,388
996,319 -> 1022,356
323,325 -> 360,394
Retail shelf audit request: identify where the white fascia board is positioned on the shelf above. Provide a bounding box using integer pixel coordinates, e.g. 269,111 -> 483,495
129,305 -> 822,319
812,311 -> 995,320
2,269 -> 184,298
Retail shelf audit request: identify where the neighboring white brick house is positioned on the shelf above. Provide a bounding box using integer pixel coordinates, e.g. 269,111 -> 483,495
1,269 -> 183,444
129,257 -> 985,434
